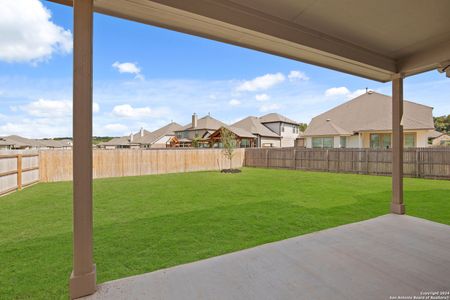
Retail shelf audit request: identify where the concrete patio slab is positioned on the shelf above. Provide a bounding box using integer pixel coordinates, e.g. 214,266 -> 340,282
82,214 -> 450,300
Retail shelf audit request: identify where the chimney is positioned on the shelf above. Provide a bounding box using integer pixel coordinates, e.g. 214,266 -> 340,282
140,127 -> 144,137
129,132 -> 133,143
192,113 -> 198,128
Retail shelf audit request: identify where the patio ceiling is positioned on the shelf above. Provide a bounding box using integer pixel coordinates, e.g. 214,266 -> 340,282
50,0 -> 450,82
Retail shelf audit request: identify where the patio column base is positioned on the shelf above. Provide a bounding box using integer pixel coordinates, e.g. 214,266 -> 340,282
391,203 -> 405,215
69,265 -> 96,299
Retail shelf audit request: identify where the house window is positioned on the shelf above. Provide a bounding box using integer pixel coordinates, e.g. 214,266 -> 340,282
340,136 -> 347,148
404,133 -> 416,148
292,126 -> 295,133
281,126 -> 285,132
240,139 -> 251,148
370,133 -> 391,149
312,137 -> 334,148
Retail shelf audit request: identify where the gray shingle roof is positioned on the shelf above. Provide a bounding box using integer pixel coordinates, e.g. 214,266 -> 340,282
214,126 -> 256,139
100,122 -> 183,147
151,122 -> 183,137
178,115 -> 227,131
259,113 -> 298,125
428,130 -> 445,139
2,135 -> 42,148
232,116 -> 280,138
304,92 -> 434,136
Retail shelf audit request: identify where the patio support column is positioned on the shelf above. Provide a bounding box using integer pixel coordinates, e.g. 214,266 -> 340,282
69,0 -> 96,298
391,74 -> 405,214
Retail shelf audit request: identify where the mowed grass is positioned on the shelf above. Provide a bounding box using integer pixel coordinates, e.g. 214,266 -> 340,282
0,168 -> 449,299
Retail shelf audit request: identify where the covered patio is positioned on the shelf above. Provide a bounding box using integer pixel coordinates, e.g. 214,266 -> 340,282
83,214 -> 450,300
46,0 -> 450,298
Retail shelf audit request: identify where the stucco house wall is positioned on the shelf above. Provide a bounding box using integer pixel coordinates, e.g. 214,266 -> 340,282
305,130 -> 432,149
263,122 -> 299,147
260,136 -> 281,148
361,130 -> 431,148
346,135 -> 361,148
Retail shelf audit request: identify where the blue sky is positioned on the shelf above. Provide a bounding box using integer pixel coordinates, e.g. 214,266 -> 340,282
0,0 -> 448,138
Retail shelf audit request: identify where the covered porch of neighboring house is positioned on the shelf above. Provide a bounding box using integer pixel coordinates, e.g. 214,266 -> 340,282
47,0 -> 450,298
209,127 -> 257,148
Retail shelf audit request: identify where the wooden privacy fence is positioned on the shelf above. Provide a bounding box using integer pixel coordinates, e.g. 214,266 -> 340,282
0,151 -> 40,196
39,148 -> 245,182
245,147 -> 450,179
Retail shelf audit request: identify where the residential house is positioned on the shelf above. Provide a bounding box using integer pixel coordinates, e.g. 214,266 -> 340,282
0,135 -> 73,150
99,122 -> 183,149
99,128 -> 149,149
37,139 -> 73,149
303,91 -> 435,149
0,135 -> 42,150
136,122 -> 183,148
429,131 -> 450,146
231,116 -> 281,147
259,113 -> 300,147
208,126 -> 256,148
175,113 -> 227,147
0,138 -> 15,150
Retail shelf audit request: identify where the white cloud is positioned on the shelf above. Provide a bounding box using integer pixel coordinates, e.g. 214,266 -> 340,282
19,99 -> 99,117
112,62 -> 143,79
325,87 -> 350,97
101,123 -> 129,136
255,94 -> 270,101
0,0 -> 72,63
0,118 -> 71,138
288,70 -> 309,81
346,89 -> 367,99
259,103 -> 281,112
237,73 -> 285,92
325,87 -> 367,99
229,99 -> 241,106
112,104 -> 169,118
20,99 -> 72,117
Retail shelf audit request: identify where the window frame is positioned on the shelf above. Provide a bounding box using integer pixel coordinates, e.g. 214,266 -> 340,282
404,133 -> 416,148
312,136 -> 334,149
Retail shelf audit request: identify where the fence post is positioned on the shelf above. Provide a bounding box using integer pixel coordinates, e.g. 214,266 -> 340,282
336,149 -> 340,172
326,149 -> 329,172
415,148 -> 420,178
375,150 -> 379,175
292,149 -> 297,170
266,149 -> 269,168
365,149 -> 369,174
17,154 -> 22,191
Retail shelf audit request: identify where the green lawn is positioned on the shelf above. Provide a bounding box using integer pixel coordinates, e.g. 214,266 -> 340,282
1,168 -> 449,299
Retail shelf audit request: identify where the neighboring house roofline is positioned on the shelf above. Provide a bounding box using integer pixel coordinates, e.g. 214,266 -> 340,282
304,91 -> 434,137
259,113 -> 299,125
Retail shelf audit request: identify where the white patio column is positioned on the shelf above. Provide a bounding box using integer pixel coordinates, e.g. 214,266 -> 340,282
69,0 -> 96,298
391,74 -> 405,214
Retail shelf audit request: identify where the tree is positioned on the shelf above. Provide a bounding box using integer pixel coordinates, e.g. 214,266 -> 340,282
220,127 -> 237,170
191,134 -> 202,148
434,115 -> 450,133
298,123 -> 308,132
